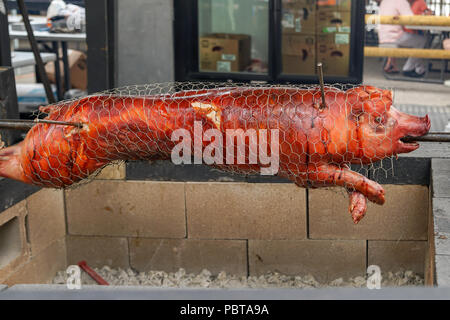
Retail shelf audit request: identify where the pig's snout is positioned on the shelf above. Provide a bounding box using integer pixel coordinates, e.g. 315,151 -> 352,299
395,112 -> 431,154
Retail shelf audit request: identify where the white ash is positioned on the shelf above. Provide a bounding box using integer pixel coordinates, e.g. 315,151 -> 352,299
53,267 -> 424,288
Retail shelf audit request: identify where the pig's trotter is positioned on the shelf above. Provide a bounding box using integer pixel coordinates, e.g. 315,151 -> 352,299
349,191 -> 367,224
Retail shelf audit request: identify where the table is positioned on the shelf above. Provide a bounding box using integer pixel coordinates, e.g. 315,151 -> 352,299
9,29 -> 86,100
7,14 -> 47,26
8,30 -> 86,42
11,51 -> 56,68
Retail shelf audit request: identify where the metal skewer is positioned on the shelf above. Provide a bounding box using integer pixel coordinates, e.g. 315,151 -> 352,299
0,119 -> 83,131
317,62 -> 326,109
402,132 -> 450,143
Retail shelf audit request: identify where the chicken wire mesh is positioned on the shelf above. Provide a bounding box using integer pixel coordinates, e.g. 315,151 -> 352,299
0,82 -> 430,222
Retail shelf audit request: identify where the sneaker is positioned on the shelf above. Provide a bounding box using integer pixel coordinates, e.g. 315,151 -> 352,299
402,70 -> 425,78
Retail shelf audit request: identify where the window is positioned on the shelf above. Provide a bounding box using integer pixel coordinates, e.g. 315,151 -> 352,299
198,0 -> 270,74
175,0 -> 364,84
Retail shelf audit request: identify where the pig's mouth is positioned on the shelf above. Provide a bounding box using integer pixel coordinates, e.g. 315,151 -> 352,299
399,136 -> 420,151
400,135 -> 421,144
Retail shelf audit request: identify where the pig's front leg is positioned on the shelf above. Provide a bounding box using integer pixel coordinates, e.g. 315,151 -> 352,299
308,163 -> 385,205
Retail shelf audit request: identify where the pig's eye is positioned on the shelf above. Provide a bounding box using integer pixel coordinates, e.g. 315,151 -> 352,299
374,116 -> 383,124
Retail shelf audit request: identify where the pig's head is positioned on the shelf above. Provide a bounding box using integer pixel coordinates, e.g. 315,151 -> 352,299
345,86 -> 430,163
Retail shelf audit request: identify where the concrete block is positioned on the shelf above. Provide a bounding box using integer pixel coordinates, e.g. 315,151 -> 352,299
248,240 -> 366,282
433,197 -> 450,236
435,255 -> 450,287
26,189 -> 66,256
129,238 -> 247,276
186,182 -> 307,239
432,159 -> 450,198
4,238 -> 66,285
0,201 -> 29,282
435,232 -> 450,256
95,162 -> 126,180
66,235 -> 130,269
368,241 -> 427,275
309,185 -> 428,240
65,180 -> 186,238
434,194 -> 450,260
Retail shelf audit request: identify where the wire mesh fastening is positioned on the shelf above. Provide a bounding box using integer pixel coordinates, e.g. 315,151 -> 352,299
0,82 -> 431,223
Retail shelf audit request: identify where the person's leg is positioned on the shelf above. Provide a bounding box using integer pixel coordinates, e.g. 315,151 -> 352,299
379,43 -> 399,73
384,57 -> 399,73
397,33 -> 427,74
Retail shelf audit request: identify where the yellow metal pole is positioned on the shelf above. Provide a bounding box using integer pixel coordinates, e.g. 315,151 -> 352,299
365,46 -> 450,59
365,14 -> 450,26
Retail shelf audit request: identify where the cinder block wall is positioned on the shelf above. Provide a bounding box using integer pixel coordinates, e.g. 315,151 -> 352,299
0,189 -> 66,285
0,159 -> 431,285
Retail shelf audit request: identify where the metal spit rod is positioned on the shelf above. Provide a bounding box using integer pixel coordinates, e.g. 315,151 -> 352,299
0,119 -> 83,130
402,132 -> 450,143
0,121 -> 449,142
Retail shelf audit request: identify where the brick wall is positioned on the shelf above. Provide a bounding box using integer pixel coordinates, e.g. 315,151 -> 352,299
0,189 -> 66,285
64,162 -> 430,282
0,160 -> 431,285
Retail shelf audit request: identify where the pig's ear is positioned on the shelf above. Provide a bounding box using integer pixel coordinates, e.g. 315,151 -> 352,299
346,86 -> 392,116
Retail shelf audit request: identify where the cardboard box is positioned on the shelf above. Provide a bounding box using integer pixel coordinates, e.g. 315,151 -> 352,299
316,33 -> 350,76
282,33 -> 316,75
317,9 -> 351,34
317,0 -> 352,11
45,49 -> 87,90
282,0 -> 316,34
199,34 -> 251,72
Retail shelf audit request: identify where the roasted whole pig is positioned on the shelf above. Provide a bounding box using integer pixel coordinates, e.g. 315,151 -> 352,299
0,84 -> 430,223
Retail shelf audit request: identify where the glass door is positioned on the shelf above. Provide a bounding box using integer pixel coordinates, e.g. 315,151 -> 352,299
174,0 -> 364,84
198,0 -> 270,74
